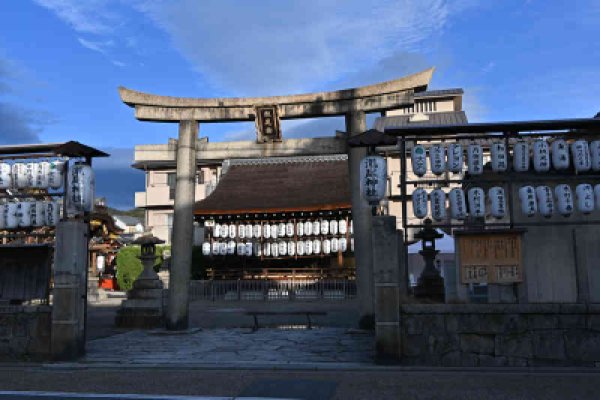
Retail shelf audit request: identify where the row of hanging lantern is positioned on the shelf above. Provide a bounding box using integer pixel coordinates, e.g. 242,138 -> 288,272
413,183 -> 600,220
0,200 -> 61,229
410,139 -> 600,177
412,187 -> 495,220
518,183 -> 600,217
210,219 -> 353,240
0,160 -> 65,190
202,237 -> 354,257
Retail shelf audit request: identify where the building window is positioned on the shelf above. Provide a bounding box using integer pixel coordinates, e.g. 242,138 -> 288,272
167,173 -> 176,200
196,170 -> 205,184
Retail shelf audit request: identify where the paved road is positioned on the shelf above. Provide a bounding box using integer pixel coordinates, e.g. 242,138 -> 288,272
0,366 -> 599,400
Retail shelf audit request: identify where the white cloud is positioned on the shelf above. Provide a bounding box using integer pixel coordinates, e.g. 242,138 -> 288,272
34,0 -> 118,35
77,38 -> 114,54
133,0 -> 476,95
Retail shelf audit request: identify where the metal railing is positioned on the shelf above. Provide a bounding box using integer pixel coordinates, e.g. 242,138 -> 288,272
189,279 -> 356,301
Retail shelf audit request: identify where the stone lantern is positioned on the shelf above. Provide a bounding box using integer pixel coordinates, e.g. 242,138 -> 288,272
115,234 -> 166,328
413,218 -> 445,302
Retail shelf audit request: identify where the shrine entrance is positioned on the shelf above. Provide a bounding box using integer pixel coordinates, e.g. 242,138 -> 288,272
118,68 -> 435,329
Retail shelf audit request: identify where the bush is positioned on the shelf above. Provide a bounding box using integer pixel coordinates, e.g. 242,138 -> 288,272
116,245 -> 170,291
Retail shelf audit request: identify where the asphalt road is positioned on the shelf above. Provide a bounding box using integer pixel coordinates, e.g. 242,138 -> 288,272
0,366 -> 599,400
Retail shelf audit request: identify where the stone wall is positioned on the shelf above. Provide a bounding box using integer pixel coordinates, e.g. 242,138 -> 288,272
400,304 -> 600,367
0,305 -> 51,360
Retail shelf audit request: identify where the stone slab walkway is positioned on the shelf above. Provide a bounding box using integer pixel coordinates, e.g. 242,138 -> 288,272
83,328 -> 374,366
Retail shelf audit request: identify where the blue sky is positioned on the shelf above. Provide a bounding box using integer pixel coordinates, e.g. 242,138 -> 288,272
1,0 -> 599,209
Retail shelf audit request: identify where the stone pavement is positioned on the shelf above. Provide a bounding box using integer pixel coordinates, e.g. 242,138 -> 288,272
83,327 -> 374,365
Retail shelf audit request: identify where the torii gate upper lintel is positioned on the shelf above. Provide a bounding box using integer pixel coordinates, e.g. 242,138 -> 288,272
118,67 -> 435,330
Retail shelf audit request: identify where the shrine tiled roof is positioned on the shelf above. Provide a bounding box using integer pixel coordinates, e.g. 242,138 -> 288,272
194,157 -> 351,215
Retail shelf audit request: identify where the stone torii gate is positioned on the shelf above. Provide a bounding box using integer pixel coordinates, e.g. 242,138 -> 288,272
118,68 -> 434,330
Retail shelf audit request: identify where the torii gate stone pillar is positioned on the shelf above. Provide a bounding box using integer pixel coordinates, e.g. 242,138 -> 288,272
167,120 -> 198,330
118,67 -> 434,330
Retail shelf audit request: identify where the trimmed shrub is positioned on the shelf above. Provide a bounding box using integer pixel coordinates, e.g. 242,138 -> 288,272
116,245 -> 170,291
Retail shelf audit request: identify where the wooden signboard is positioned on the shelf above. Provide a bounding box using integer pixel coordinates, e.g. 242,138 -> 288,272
457,231 -> 522,284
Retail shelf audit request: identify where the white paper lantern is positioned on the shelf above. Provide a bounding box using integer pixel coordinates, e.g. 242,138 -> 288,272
351,238 -> 355,252
253,224 -> 261,238
254,243 -> 262,257
0,163 -> 12,189
595,184 -> 600,210
235,242 -> 244,255
312,221 -> 320,236
277,223 -> 286,237
245,242 -> 253,256
340,238 -> 348,252
48,160 -> 65,189
228,241 -> 236,255
331,237 -> 339,253
360,155 -> 387,202
219,242 -> 227,255
320,219 -> 329,235
576,183 -> 594,214
17,201 -> 32,227
488,187 -> 506,219
263,224 -> 271,239
533,141 -> 551,172
449,188 -> 467,220
297,222 -> 304,236
245,224 -> 253,239
304,221 -> 313,236
36,161 -> 50,188
67,163 -> 95,214
12,163 -> 28,188
263,242 -> 271,257
322,239 -> 331,254
288,241 -> 296,256
329,220 -> 338,235
296,240 -> 305,256
551,139 -> 570,170
30,163 -> 40,188
519,186 -> 537,217
238,224 -> 245,239
6,202 -> 19,228
590,141 -> 600,171
571,140 -> 591,172
349,220 -> 353,234
412,188 -> 428,218
535,186 -> 554,218
490,142 -> 508,172
429,144 -> 446,175
271,242 -> 279,257
338,220 -> 347,235
305,240 -> 313,255
202,242 -> 211,256
278,241 -> 287,256
271,224 -> 279,239
31,200 -> 46,227
411,145 -> 427,177
313,239 -> 321,254
447,143 -> 463,173
430,189 -> 446,221
221,224 -> 230,238
214,224 -> 221,238
555,184 -> 574,216
513,141 -> 530,172
211,242 -> 219,255
286,222 -> 294,237
0,203 -> 6,229
45,200 -> 60,226
467,187 -> 485,217
467,143 -> 483,175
